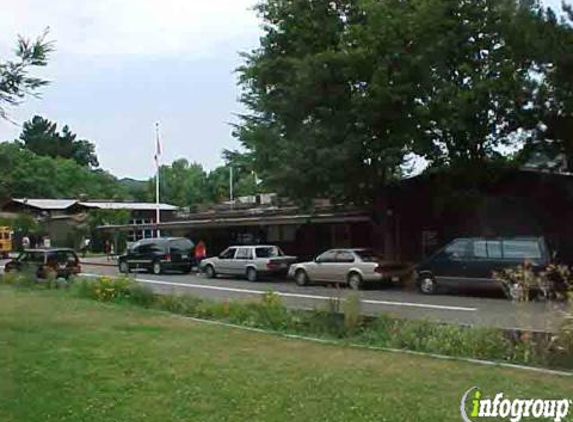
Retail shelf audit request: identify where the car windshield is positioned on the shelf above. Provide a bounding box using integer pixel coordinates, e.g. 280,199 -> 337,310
355,250 -> 382,262
255,246 -> 284,258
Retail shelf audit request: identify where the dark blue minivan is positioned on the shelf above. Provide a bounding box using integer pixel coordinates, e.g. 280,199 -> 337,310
415,237 -> 550,296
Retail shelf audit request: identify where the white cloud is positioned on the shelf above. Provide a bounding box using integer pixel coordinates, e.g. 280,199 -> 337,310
0,0 -> 260,57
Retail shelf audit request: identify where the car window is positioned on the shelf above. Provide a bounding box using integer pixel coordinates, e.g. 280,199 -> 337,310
21,252 -> 45,263
56,251 -> 78,264
47,252 -> 58,265
502,240 -> 542,259
255,246 -> 283,258
355,250 -> 382,262
443,240 -> 470,259
141,243 -> 165,254
473,240 -> 502,259
219,248 -> 237,260
170,239 -> 193,253
316,250 -> 337,263
236,248 -> 253,260
335,251 -> 355,263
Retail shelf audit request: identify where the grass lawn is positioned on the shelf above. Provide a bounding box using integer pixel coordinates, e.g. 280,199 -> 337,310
0,286 -> 571,422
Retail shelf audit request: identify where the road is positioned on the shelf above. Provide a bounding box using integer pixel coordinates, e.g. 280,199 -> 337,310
2,258 -> 568,333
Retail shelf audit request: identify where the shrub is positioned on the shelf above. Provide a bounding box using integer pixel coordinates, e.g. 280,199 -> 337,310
157,295 -> 202,316
1,270 -> 37,287
128,284 -> 156,308
494,262 -> 572,302
75,276 -> 133,302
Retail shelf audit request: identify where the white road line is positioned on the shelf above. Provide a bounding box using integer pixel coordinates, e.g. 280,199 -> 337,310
81,273 -> 478,312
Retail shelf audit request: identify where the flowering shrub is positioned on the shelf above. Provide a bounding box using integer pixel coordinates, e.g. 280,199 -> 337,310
494,262 -> 572,302
86,276 -> 133,302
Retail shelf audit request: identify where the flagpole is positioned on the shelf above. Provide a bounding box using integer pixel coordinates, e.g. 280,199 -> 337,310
229,166 -> 234,210
155,122 -> 161,238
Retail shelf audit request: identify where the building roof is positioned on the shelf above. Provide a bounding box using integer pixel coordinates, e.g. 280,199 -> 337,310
80,202 -> 178,211
97,205 -> 371,231
11,198 -> 79,210
7,198 -> 178,212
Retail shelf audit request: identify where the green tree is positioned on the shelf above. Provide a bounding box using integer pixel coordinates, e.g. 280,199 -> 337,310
154,159 -> 209,207
0,142 -> 127,201
236,0 -> 549,202
521,3 -> 573,171
19,115 -> 99,167
0,30 -> 53,121
415,0 -> 542,169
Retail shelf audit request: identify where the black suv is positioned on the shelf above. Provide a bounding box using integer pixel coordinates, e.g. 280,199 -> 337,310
118,237 -> 194,275
5,248 -> 81,279
416,237 -> 550,296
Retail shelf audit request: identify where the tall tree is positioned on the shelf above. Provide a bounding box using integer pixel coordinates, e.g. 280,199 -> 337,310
0,30 -> 53,121
416,0 -> 542,169
521,3 -> 573,171
19,115 -> 99,167
154,159 -> 209,207
236,0 -> 548,202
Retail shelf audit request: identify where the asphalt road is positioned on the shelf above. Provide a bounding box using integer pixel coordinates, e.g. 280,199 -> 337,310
1,258 -> 567,333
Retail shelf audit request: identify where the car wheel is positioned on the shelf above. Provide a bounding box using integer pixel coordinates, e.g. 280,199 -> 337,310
295,269 -> 309,287
119,260 -> 130,274
419,276 -> 437,295
503,282 -> 525,301
205,265 -> 216,279
246,267 -> 258,282
348,272 -> 363,290
152,261 -> 162,275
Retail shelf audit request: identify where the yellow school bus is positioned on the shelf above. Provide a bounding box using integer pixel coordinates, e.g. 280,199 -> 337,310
0,226 -> 12,258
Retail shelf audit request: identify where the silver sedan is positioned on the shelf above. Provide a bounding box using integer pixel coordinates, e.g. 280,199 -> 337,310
200,245 -> 296,282
288,248 -> 413,290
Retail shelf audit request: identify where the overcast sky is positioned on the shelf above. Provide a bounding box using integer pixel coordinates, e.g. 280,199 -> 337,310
0,0 -> 567,180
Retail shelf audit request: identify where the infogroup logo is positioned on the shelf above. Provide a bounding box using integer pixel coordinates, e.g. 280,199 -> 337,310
460,387 -> 572,422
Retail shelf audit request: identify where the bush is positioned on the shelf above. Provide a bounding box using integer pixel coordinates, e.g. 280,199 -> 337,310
494,262 -> 572,302
156,295 -> 202,316
128,284 -> 156,308
1,270 -> 37,287
74,276 -> 133,302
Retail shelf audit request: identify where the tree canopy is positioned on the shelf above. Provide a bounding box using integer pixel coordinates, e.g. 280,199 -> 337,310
18,115 -> 99,167
0,142 -> 125,201
0,30 -> 53,121
236,0 -> 573,203
143,156 -> 262,208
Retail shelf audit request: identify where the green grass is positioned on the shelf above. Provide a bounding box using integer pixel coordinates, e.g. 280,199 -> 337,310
0,286 -> 571,422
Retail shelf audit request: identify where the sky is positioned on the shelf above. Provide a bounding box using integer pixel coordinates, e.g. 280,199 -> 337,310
0,0 -> 568,180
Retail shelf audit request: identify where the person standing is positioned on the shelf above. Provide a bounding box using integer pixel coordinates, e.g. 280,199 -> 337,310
194,240 -> 207,270
104,239 -> 111,261
81,237 -> 91,257
22,235 -> 31,250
